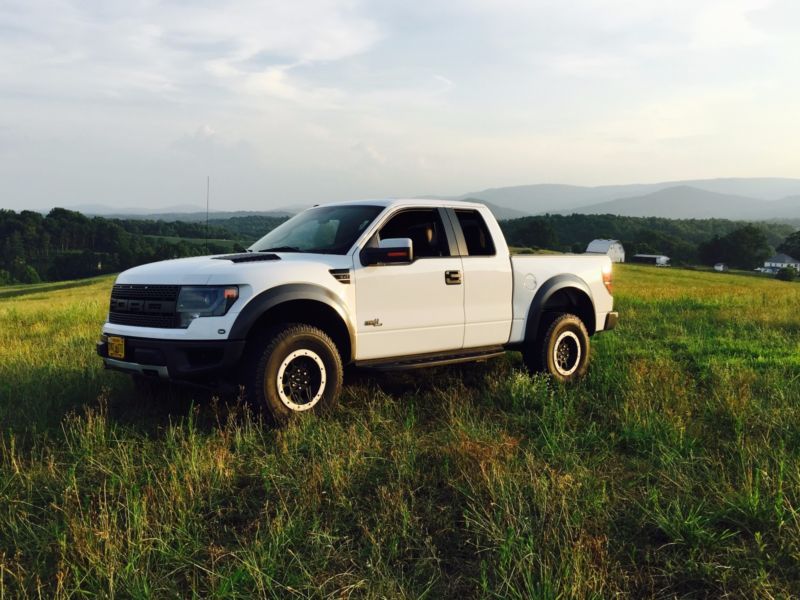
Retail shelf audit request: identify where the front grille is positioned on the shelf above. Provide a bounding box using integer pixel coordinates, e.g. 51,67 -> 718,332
111,284 -> 181,299
109,284 -> 180,328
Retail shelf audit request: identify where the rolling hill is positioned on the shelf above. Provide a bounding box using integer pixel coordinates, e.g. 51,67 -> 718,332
452,177 -> 800,220
56,177 -> 800,223
562,186 -> 760,219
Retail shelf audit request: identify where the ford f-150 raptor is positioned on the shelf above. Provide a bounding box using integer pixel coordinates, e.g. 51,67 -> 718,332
97,199 -> 618,422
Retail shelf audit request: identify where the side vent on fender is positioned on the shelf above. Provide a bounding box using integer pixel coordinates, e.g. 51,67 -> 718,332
329,268 -> 351,284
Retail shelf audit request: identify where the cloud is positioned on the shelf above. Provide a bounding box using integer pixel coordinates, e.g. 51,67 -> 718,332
690,0 -> 771,49
351,141 -> 388,166
0,0 -> 381,103
1,0 -> 799,211
433,74 -> 453,88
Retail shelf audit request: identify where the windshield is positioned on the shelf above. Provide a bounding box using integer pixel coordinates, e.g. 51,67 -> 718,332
249,205 -> 384,255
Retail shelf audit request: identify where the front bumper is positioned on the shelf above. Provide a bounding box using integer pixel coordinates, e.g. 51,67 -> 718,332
604,311 -> 619,331
96,334 -> 246,382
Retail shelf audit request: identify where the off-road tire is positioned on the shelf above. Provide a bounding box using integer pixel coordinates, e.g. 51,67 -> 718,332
523,312 -> 590,383
243,323 -> 343,424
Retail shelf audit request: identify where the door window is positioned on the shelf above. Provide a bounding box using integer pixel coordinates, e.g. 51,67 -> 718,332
373,209 -> 451,258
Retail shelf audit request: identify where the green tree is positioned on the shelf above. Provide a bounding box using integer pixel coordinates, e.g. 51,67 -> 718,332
500,217 -> 558,249
11,260 -> 40,284
775,267 -> 797,282
698,225 -> 771,269
777,231 -> 800,260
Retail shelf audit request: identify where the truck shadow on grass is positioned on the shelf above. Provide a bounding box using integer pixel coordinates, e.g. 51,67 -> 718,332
2,354 -> 520,443
0,364 -> 126,437
345,354 -> 519,398
99,355 -> 518,436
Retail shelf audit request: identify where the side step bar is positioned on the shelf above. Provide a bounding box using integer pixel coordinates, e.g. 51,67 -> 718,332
355,346 -> 506,371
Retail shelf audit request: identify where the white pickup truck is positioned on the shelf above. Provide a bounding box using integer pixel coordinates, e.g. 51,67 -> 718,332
97,199 -> 617,421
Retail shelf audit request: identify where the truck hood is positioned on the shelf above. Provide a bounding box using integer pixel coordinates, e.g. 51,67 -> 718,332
115,252 -> 352,286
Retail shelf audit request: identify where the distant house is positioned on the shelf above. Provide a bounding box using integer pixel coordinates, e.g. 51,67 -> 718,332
631,254 -> 670,267
763,253 -> 800,273
586,239 -> 625,263
714,263 -> 728,272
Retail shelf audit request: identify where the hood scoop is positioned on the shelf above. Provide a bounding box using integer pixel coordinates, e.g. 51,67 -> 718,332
213,253 -> 281,263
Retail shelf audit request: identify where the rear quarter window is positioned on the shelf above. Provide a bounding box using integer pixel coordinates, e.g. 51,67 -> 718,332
455,210 -> 495,256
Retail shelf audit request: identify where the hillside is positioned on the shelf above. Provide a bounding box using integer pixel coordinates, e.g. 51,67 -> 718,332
1,267 -> 799,597
452,177 -> 800,220
48,178 -> 800,222
565,186 -> 760,219
567,186 -> 800,220
764,194 -> 800,218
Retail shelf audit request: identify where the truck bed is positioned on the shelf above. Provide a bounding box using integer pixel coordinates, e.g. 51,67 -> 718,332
508,253 -> 614,343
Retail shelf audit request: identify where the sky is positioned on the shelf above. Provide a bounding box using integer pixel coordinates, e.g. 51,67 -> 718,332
2,0 -> 799,212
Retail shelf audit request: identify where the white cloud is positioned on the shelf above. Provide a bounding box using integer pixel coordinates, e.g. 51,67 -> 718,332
0,0 -> 798,210
690,0 -> 771,49
0,0 -> 381,102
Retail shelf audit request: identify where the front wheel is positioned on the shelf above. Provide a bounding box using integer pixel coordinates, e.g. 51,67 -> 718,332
523,313 -> 590,383
243,323 -> 343,424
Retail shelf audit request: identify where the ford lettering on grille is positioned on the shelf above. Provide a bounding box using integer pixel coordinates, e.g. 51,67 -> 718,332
109,284 -> 180,328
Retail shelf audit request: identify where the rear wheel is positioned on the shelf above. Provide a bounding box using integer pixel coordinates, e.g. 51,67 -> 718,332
243,323 -> 343,424
523,312 -> 590,383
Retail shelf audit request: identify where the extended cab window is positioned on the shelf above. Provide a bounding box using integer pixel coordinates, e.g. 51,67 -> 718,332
456,210 -> 495,256
374,209 -> 450,258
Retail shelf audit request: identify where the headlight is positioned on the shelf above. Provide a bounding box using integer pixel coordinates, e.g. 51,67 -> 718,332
177,286 -> 239,328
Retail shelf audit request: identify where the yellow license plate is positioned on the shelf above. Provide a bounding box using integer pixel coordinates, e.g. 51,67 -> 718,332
108,336 -> 125,359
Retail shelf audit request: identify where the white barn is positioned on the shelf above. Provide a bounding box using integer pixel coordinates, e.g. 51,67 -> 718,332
586,239 -> 625,263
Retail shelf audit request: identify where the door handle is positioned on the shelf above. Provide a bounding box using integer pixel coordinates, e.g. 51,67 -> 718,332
445,270 -> 462,285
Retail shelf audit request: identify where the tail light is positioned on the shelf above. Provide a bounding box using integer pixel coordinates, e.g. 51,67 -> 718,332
602,264 -> 613,294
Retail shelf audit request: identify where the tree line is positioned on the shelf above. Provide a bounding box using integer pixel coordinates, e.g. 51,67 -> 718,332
0,207 -> 796,285
0,209 -> 270,284
500,214 -> 794,269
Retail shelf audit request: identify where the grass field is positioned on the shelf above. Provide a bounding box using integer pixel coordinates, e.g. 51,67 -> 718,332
1,266 -> 799,597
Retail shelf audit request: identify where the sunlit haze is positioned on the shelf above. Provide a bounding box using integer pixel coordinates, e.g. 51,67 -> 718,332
2,0 -> 799,211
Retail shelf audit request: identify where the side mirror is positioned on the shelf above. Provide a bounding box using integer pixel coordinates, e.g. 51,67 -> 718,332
361,238 -> 414,266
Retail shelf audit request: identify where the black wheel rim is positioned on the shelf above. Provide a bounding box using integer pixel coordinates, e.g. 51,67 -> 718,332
553,331 -> 581,376
276,349 -> 327,411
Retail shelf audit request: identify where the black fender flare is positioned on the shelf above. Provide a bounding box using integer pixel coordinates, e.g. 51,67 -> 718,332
229,283 -> 356,361
524,274 -> 595,342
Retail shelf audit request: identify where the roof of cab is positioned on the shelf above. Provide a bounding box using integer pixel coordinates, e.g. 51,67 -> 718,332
316,198 -> 488,210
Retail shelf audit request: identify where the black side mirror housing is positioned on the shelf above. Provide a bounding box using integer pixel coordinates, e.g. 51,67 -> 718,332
361,238 -> 414,266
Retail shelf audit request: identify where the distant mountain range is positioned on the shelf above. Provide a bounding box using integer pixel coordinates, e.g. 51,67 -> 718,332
463,200 -> 530,220
562,186 -> 800,220
452,178 -> 800,222
62,200 -> 527,222
58,177 -> 800,223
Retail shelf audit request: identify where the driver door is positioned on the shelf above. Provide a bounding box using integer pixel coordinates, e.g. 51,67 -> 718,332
353,208 -> 465,361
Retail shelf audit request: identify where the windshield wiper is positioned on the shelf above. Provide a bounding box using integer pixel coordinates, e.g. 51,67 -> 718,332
258,246 -> 303,253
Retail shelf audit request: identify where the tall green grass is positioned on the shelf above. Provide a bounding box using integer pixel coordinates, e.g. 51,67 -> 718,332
1,266 -> 799,597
